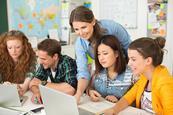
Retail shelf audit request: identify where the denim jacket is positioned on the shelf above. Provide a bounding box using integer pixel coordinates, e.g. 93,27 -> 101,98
93,66 -> 133,99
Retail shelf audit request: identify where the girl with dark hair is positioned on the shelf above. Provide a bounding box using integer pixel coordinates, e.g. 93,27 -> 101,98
70,5 -> 131,103
88,35 -> 133,103
104,37 -> 173,115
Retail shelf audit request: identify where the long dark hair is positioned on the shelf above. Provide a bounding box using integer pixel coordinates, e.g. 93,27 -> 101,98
94,35 -> 127,75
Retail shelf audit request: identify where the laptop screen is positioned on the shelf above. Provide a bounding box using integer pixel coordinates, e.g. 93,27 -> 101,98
0,107 -> 21,115
0,84 -> 23,107
39,85 -> 79,115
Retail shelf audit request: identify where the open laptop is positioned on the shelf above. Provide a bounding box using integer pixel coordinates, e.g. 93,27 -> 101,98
0,107 -> 21,115
0,84 -> 27,107
39,85 -> 91,115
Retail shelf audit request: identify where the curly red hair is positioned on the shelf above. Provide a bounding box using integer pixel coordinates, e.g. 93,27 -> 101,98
0,30 -> 36,83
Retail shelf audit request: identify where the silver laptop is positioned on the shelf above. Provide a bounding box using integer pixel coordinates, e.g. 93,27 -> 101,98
39,85 -> 91,115
0,107 -> 21,115
0,84 -> 27,107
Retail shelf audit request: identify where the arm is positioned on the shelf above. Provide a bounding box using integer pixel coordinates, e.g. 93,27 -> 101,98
104,78 -> 142,114
88,74 -> 102,102
45,82 -> 75,95
29,77 -> 41,93
104,97 -> 129,115
74,38 -> 92,103
29,77 -> 42,104
86,73 -> 96,95
55,56 -> 77,95
75,78 -> 89,103
105,95 -> 118,103
18,77 -> 32,96
29,64 -> 47,95
160,78 -> 173,115
89,89 -> 101,102
17,70 -> 35,96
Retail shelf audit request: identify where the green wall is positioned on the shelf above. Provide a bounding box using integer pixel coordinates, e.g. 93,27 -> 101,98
0,0 -> 8,34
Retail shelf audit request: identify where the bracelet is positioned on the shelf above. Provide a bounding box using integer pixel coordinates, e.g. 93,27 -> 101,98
41,81 -> 48,86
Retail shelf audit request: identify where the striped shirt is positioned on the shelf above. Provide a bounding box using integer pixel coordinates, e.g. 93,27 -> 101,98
93,66 -> 133,99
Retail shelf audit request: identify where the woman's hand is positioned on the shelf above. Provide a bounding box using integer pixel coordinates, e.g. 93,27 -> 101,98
74,93 -> 81,104
103,107 -> 117,115
17,84 -> 27,96
18,77 -> 32,96
105,95 -> 118,103
31,92 -> 42,104
3,81 -> 12,85
89,90 -> 101,102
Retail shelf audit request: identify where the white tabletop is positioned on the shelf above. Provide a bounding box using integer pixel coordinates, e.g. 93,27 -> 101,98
4,92 -> 152,115
79,94 -> 152,115
7,91 -> 44,115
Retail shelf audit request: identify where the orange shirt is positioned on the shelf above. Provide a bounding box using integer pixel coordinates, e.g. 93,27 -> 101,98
123,65 -> 173,115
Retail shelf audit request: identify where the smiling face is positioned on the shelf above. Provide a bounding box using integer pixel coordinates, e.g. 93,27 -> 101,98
7,39 -> 23,62
37,50 -> 58,70
97,44 -> 118,70
72,21 -> 95,40
128,49 -> 149,75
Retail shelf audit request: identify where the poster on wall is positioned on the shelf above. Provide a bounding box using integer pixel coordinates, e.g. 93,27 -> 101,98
99,0 -> 138,29
147,0 -> 168,38
7,0 -> 61,38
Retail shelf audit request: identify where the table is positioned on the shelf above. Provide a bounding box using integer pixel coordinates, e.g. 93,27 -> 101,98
5,92 -> 152,115
79,95 -> 152,115
7,91 -> 44,115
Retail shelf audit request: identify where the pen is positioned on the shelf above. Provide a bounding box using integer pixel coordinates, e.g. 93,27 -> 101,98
31,107 -> 44,113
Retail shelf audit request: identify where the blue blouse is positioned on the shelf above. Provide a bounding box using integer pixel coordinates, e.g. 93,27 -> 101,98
75,19 -> 131,80
93,67 -> 133,99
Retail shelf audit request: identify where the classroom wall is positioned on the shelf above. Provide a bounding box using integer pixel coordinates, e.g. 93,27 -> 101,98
164,0 -> 173,75
92,0 -> 173,74
2,0 -> 172,74
0,0 -> 8,34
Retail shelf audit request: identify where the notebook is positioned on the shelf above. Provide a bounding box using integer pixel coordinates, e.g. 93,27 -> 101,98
0,84 -> 27,107
39,85 -> 91,115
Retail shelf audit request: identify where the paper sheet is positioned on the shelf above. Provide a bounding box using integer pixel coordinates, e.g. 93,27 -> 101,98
7,92 -> 44,113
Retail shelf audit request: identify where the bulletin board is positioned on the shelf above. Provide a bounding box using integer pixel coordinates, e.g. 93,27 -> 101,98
147,0 -> 168,37
99,0 -> 138,29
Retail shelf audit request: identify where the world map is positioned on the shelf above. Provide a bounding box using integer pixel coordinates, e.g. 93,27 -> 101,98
8,0 -> 61,38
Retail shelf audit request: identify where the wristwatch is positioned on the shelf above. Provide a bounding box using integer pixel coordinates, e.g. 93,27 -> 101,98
41,81 -> 48,86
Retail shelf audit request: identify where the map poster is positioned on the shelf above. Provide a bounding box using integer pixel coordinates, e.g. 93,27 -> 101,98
7,0 -> 61,38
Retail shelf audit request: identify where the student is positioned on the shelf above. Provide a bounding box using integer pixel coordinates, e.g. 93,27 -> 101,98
29,39 -> 77,104
0,30 -> 37,96
69,5 -> 131,103
88,35 -> 133,103
104,37 -> 173,115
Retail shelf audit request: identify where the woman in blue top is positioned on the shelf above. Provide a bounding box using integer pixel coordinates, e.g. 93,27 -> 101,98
69,5 -> 131,103
89,35 -> 133,103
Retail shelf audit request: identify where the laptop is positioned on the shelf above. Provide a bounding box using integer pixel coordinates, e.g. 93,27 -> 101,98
0,84 -> 27,107
39,85 -> 91,115
0,107 -> 21,115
